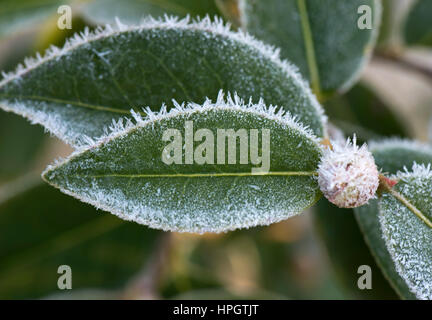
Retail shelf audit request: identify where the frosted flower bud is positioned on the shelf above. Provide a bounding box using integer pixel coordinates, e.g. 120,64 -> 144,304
318,136 -> 379,208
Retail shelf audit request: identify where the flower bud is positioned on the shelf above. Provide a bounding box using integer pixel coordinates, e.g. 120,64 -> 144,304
318,136 -> 379,208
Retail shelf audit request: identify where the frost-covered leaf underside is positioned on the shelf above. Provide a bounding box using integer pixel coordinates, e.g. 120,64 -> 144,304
0,17 -> 325,147
42,96 -> 322,233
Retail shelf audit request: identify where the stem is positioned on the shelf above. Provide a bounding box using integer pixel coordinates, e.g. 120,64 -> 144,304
374,51 -> 432,81
297,0 -> 322,100
379,174 -> 432,229
122,233 -> 172,299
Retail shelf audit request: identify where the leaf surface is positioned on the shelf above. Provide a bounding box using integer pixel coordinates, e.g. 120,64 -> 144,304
240,0 -> 381,98
43,95 -> 323,233
0,17 -> 325,146
380,165 -> 432,300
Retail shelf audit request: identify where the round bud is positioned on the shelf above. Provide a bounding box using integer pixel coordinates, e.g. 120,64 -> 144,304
318,136 -> 379,208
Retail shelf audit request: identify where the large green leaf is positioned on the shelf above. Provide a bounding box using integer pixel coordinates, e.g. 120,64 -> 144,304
404,0 -> 432,46
42,95 -> 323,233
0,0 -> 65,39
81,0 -> 221,25
355,139 -> 432,299
239,0 -> 381,98
0,17 -> 325,147
355,200 -> 415,299
0,177 -> 162,299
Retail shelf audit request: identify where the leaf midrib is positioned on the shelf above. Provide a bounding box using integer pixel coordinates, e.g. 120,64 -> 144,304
296,0 -> 322,99
388,187 -> 432,229
82,171 -> 318,179
0,93 -> 133,115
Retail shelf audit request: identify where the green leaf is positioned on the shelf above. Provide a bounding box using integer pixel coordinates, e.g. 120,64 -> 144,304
0,17 -> 325,147
239,0 -> 381,98
379,164 -> 432,300
404,0 -> 432,46
371,139 -> 432,173
354,139 -> 432,299
42,94 -> 323,233
314,199 -> 398,299
82,0 -> 221,25
0,0 -> 63,39
0,176 -> 162,299
325,83 -> 408,142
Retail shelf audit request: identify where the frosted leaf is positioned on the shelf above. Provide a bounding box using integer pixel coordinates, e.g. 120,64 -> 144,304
370,138 -> 432,173
355,138 -> 432,299
0,15 -> 325,147
379,164 -> 432,300
239,0 -> 381,97
42,93 -> 322,234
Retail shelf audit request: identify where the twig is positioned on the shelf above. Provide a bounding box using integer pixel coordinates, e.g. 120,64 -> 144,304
374,51 -> 432,81
122,233 -> 172,299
